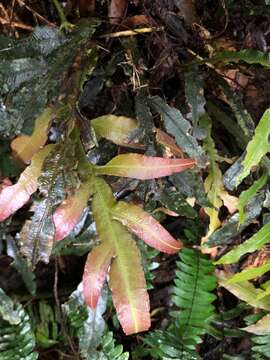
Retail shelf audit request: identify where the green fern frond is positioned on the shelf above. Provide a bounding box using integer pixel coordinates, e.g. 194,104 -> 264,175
0,289 -> 38,360
172,248 -> 217,350
252,334 -> 270,359
140,248 -> 217,359
99,332 -> 129,360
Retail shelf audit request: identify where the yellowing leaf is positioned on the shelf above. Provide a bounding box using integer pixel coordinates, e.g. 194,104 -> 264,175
0,145 -> 54,221
242,314 -> 270,335
237,108 -> 270,184
11,107 -> 53,163
201,116 -> 230,240
95,154 -> 195,179
83,178 -> 150,335
109,231 -> 150,335
217,270 -> 270,311
226,262 -> 270,284
111,201 -> 182,254
91,115 -> 138,146
53,180 -> 94,241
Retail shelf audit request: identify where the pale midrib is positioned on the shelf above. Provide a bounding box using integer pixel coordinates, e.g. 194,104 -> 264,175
97,163 -> 194,170
95,181 -> 139,332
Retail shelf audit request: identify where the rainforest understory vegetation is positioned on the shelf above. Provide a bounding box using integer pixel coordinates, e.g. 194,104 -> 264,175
1,0 -> 270,359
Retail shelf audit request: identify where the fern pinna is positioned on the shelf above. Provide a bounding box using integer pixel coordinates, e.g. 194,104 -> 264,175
141,248 -> 217,359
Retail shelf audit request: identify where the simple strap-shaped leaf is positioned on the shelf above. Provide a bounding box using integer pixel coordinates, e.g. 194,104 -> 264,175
237,108 -> 270,184
217,270 -> 270,311
83,242 -> 115,308
0,144 -> 53,221
226,262 -> 270,284
11,107 -> 53,163
95,154 -> 195,179
83,178 -> 150,335
215,221 -> 270,265
109,229 -> 151,335
91,115 -> 138,146
53,180 -> 94,241
112,201 -> 182,254
243,314 -> 270,335
209,49 -> 270,68
238,172 -> 268,225
149,96 -> 206,167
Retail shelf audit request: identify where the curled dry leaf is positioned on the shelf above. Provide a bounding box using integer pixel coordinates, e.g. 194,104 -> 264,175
0,145 -> 53,221
95,154 -> 195,180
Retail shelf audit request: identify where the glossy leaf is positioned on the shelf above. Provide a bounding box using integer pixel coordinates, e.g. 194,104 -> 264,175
238,173 -> 268,225
20,143 -> 76,268
0,144 -> 53,222
237,109 -> 270,184
243,314 -> 270,335
215,221 -> 270,265
91,115 -> 138,146
53,180 -> 94,241
112,201 -> 182,254
217,271 -> 270,311
11,107 -> 53,163
94,154 -> 195,179
149,96 -> 206,167
83,178 -> 150,335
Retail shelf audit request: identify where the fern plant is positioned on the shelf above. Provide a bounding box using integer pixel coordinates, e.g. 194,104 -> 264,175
138,248 -> 217,359
0,289 -> 38,360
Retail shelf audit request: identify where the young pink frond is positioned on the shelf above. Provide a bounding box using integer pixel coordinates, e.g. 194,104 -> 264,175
0,145 -> 53,221
53,181 -> 93,241
94,154 -> 195,179
112,201 -> 182,254
83,243 -> 115,308
109,226 -> 151,335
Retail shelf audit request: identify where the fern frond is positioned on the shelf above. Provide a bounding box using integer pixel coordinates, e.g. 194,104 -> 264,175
252,334 -> 270,359
0,289 -> 38,360
140,248 -> 217,358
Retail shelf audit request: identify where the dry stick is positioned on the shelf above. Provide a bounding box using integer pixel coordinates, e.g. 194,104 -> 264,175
54,258 -> 79,359
0,16 -> 33,31
99,26 -> 164,38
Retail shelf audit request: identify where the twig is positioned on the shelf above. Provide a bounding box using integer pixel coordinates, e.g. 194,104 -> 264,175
99,26 -> 164,38
0,16 -> 33,31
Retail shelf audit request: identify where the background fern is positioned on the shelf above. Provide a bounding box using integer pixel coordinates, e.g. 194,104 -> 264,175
0,289 -> 38,360
137,248 -> 217,359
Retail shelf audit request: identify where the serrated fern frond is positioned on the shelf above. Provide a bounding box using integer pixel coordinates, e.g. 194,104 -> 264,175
252,334 -> 270,359
0,288 -> 38,360
140,248 -> 217,359
172,248 -> 217,350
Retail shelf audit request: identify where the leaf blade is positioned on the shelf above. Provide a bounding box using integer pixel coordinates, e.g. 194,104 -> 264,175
95,154 -> 195,179
112,201 -> 182,253
0,144 -> 53,221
